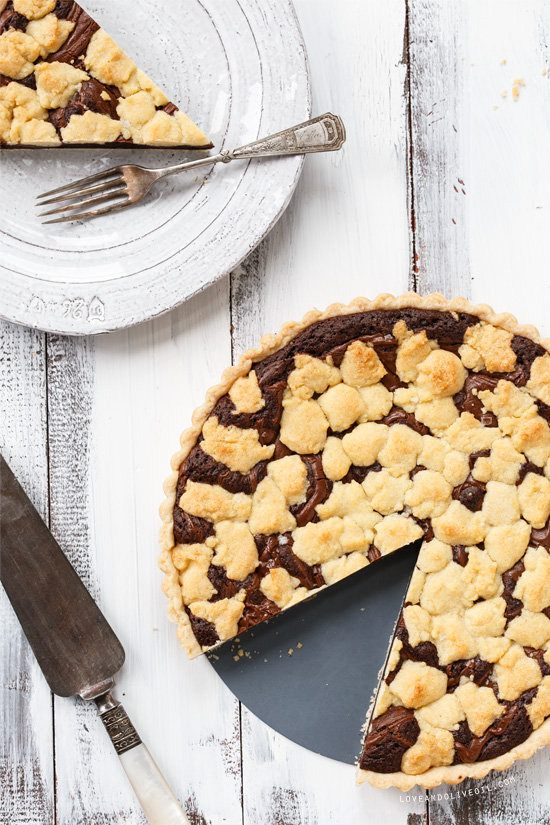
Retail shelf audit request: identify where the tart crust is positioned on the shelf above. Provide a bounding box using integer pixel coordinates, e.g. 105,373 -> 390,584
159,291 -> 550,787
358,713 -> 550,789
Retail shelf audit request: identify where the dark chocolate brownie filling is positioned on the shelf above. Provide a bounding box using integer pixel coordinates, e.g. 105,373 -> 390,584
45,4 -> 99,66
206,564 -> 281,633
469,449 -> 491,469
239,589 -> 280,632
445,655 -> 493,691
0,71 -> 36,88
254,534 -> 325,591
452,545 -> 469,566
182,442 -> 267,495
187,613 -> 219,648
502,560 -> 525,623
537,400 -> 550,424
453,374 -> 499,426
516,461 -> 545,486
48,78 -> 121,134
254,309 -> 479,388
452,475 -> 486,512
511,335 -> 546,383
0,4 -> 27,32
411,515 -> 434,542
205,534 -> 325,631
54,0 -> 77,18
173,472 -> 213,545
367,545 -> 382,562
453,693 -> 536,763
530,520 -> 550,549
290,455 -> 332,527
393,623 -> 442,673
380,407 -> 430,435
359,706 -> 420,773
207,564 -> 245,602
211,383 -> 285,445
342,461 -> 382,485
525,647 -> 550,677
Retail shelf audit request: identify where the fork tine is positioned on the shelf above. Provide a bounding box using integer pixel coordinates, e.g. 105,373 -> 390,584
36,168 -> 123,200
37,180 -> 126,207
38,190 -> 129,217
41,200 -> 131,225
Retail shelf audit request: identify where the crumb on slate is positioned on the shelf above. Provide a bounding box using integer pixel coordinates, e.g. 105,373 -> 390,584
297,643 -> 303,649
288,648 -> 294,656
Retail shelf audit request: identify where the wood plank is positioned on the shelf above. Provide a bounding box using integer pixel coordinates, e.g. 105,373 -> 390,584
76,279 -> 241,825
407,0 -> 471,298
0,321 -> 54,825
235,0 -> 425,821
45,333 -> 136,825
408,0 -> 550,822
233,0 -> 413,352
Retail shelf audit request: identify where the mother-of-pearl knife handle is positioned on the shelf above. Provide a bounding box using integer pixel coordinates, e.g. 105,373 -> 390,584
96,693 -> 190,825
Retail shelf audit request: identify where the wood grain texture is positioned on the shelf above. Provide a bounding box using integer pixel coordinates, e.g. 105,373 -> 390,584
0,321 -> 54,825
90,279 -> 243,825
407,0 -> 471,297
45,334 -> 129,825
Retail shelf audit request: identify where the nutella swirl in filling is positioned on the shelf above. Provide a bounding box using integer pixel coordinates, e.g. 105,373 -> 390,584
164,302 -> 550,782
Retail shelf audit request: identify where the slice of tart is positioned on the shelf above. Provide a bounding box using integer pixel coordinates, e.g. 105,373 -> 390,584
0,0 -> 212,147
160,293 -> 550,788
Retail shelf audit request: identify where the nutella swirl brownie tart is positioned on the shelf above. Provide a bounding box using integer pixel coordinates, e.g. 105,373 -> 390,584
0,0 -> 211,147
159,293 -> 550,789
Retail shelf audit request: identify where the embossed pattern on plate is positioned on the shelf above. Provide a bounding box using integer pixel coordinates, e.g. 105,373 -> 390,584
0,0 -> 311,334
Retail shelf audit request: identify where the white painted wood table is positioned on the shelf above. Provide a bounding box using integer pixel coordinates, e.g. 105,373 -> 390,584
2,0 -> 550,822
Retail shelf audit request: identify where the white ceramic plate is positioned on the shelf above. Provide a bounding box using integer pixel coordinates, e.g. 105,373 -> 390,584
0,0 -> 311,335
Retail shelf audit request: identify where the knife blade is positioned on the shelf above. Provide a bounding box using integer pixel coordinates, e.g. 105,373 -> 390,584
0,453 -> 190,825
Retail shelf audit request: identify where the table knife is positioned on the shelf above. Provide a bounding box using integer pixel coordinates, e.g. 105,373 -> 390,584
0,454 -> 190,825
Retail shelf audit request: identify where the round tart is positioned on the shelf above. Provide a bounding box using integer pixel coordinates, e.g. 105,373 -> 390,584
159,293 -> 550,789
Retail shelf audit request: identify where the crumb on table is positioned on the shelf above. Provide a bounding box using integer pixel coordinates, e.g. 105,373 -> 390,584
512,77 -> 526,101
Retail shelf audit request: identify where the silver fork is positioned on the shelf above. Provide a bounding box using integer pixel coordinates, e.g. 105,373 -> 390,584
36,112 -> 345,225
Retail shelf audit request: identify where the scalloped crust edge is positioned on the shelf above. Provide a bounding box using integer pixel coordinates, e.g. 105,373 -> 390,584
158,291 -> 550,775
357,714 -> 550,789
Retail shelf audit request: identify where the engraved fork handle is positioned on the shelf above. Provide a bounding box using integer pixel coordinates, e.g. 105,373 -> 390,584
154,112 -> 346,180
95,692 -> 191,825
